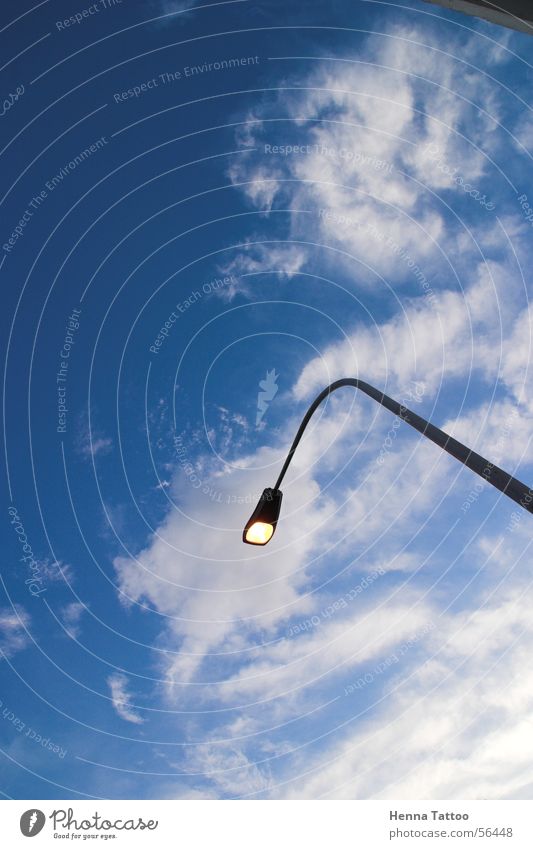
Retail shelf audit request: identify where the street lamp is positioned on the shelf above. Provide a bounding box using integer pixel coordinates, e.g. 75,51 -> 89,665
242,487 -> 283,544
242,378 -> 533,544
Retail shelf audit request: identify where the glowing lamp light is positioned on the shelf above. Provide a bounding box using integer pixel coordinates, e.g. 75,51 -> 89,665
245,522 -> 274,545
242,488 -> 283,545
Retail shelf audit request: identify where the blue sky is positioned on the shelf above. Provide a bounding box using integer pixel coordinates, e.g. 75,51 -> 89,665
1,0 -> 533,799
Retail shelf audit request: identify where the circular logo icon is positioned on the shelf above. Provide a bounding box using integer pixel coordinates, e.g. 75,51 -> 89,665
20,810 -> 46,837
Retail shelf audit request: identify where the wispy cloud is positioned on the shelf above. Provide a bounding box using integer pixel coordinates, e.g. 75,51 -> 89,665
107,674 -> 145,725
76,413 -> 112,459
0,606 -> 31,658
60,602 -> 87,639
154,0 -> 204,25
218,242 -> 308,299
227,23 -> 520,293
78,435 -> 112,459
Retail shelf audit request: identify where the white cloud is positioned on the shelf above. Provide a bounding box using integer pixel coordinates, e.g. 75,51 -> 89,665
76,415 -> 112,459
218,241 -> 308,299
0,606 -> 31,658
184,743 -> 273,797
227,24 -> 514,291
289,252 -> 529,405
215,593 -> 434,704
114,460 -> 334,687
275,526 -> 533,800
513,115 -> 533,153
39,559 -> 74,584
499,305 -> 533,413
228,161 -> 283,212
60,602 -> 87,639
107,674 -> 145,725
207,405 -> 250,456
80,436 -> 112,458
156,0 -> 201,18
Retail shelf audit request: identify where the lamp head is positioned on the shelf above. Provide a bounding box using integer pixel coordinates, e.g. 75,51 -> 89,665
243,488 -> 283,545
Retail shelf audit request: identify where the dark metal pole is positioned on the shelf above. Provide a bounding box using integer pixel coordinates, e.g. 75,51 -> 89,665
274,379 -> 533,513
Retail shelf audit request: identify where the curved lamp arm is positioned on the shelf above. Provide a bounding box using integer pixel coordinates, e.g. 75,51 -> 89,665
275,379 -> 533,508
243,378 -> 533,544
